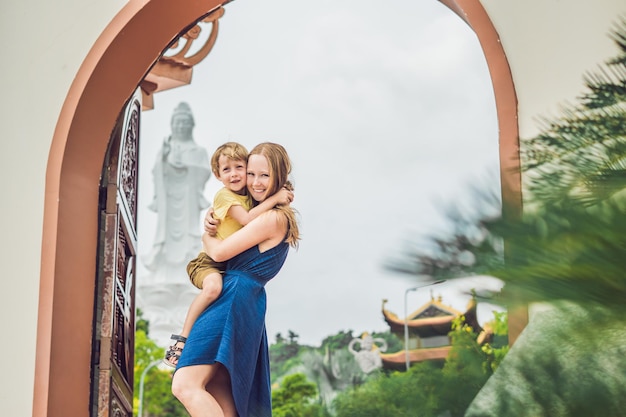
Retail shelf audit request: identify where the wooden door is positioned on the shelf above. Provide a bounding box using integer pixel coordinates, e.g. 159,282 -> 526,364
91,89 -> 141,416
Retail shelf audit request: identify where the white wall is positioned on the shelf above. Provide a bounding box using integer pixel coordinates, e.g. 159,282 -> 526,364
481,0 -> 626,139
0,1 -> 127,415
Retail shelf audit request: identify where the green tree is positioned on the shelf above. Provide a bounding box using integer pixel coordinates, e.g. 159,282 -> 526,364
333,362 -> 444,417
287,330 -> 300,344
332,311 -> 506,417
439,317 -> 491,417
370,330 -> 403,353
272,373 -> 330,417
479,310 -> 509,373
270,329 -> 304,382
133,313 -> 187,416
319,330 -> 354,352
275,332 -> 285,344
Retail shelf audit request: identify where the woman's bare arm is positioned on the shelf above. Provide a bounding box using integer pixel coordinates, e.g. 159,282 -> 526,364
202,210 -> 287,262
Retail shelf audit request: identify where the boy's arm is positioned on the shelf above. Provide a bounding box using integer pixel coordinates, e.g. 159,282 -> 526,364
228,188 -> 292,226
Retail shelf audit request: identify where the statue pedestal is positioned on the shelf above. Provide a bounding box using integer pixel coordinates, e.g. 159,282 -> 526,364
137,279 -> 199,348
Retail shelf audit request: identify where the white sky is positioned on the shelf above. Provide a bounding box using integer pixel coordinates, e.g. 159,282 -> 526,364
138,0 -> 503,346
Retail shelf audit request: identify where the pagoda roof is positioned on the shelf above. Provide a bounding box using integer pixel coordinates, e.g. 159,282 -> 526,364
380,346 -> 451,370
382,295 -> 480,336
378,325 -> 494,371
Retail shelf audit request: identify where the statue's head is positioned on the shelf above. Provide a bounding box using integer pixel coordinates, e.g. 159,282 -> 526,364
171,102 -> 195,137
360,332 -> 374,349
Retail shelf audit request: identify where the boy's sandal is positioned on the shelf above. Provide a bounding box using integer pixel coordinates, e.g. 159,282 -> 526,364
163,334 -> 187,368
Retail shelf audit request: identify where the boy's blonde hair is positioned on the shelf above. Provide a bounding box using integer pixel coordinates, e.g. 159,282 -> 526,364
210,142 -> 249,175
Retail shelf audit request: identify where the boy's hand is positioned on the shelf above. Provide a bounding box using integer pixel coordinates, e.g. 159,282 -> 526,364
204,208 -> 219,236
275,187 -> 294,205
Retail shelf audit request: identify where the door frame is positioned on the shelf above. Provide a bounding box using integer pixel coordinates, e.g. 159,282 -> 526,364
35,0 -> 520,415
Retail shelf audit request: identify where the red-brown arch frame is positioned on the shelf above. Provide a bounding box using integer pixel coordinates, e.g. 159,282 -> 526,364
438,0 -> 526,344
35,0 -> 521,415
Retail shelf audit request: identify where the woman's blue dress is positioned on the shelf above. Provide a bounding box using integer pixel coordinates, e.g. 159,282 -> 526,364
176,242 -> 290,417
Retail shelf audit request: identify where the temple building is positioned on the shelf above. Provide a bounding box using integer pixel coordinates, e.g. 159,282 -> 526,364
380,294 -> 492,370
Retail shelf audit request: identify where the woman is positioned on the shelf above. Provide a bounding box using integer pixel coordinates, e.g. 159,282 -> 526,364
172,142 -> 300,417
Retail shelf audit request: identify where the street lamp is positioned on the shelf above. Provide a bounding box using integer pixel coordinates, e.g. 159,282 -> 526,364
138,359 -> 163,417
404,280 -> 446,371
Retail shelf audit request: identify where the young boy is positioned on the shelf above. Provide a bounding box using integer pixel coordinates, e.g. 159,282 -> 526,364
164,142 -> 292,367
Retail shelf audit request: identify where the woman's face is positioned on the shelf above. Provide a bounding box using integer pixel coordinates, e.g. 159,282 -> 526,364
247,154 -> 272,202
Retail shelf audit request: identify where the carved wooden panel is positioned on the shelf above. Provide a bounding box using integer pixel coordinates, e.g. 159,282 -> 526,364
113,223 -> 135,384
93,90 -> 140,417
119,102 -> 139,230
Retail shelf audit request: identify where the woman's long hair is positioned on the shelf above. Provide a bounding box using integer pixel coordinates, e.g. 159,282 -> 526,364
249,142 -> 300,247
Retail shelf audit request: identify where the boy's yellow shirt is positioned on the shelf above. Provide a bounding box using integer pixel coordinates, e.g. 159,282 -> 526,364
212,187 -> 253,240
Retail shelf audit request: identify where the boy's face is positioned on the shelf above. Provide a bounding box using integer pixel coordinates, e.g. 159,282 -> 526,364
215,155 -> 247,194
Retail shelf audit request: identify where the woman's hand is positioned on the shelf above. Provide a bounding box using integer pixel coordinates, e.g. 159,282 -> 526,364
204,207 -> 219,236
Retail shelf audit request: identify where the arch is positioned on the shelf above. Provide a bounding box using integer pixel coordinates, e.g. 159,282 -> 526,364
439,0 -> 521,216
35,1 -> 223,415
35,0 -> 521,414
438,0 -> 525,343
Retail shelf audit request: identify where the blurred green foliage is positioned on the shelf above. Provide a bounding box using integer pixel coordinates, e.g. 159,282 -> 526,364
272,373 -> 331,417
387,17 -> 626,417
331,313 -> 506,417
388,17 -> 626,313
